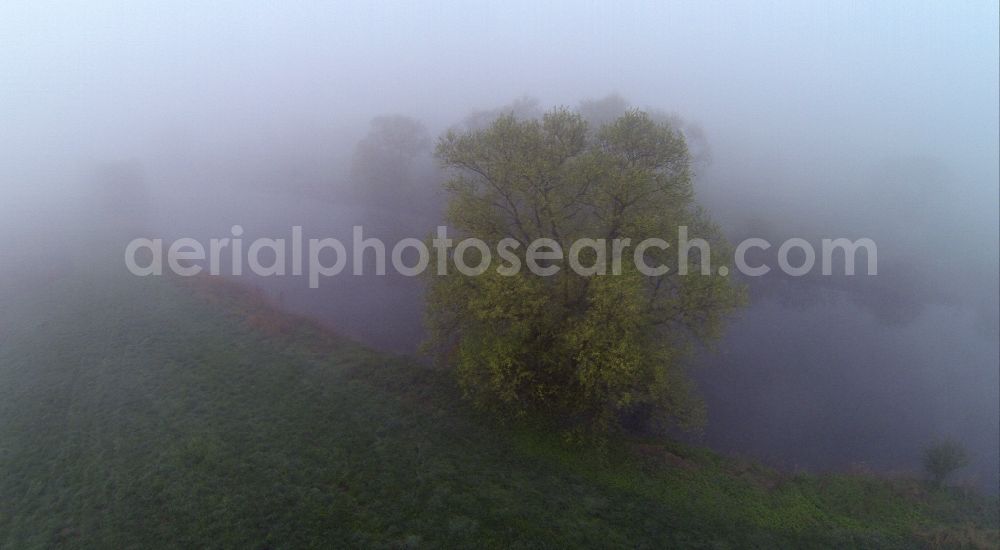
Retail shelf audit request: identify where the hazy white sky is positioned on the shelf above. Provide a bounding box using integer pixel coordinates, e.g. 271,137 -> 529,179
0,1 -> 997,255
2,1 -> 996,168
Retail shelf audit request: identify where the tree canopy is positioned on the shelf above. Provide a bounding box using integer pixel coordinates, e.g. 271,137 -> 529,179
425,106 -> 745,438
350,115 -> 440,238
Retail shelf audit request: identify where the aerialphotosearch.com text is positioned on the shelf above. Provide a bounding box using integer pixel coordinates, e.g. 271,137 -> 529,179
124,225 -> 878,288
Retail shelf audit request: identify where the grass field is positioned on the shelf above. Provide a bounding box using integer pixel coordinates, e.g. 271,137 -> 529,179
0,269 -> 996,548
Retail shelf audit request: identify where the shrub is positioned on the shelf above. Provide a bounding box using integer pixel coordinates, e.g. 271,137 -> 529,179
923,440 -> 969,488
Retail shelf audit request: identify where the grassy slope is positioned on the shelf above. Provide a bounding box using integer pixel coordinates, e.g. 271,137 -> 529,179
0,272 -> 995,549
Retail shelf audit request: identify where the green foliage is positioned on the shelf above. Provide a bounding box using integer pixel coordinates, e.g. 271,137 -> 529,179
425,107 -> 746,436
923,439 -> 970,488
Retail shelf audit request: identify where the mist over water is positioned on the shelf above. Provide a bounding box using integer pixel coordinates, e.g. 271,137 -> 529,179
2,2 -> 997,492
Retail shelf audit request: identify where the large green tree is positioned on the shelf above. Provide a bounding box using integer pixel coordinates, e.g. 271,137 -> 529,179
426,107 -> 745,437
